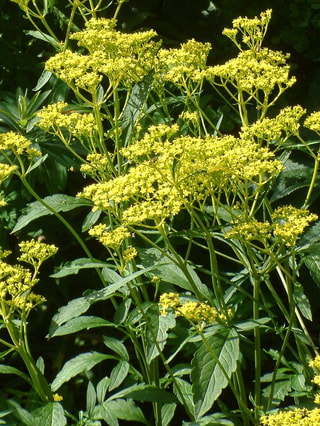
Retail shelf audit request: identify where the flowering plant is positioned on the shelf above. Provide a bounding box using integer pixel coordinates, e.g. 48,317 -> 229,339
1,2 -> 320,425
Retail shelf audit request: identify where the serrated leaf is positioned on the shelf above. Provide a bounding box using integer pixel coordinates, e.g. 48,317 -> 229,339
293,281 -> 312,320
109,383 -> 178,404
109,361 -> 130,391
262,380 -> 292,404
191,328 -> 239,420
50,258 -> 112,278
145,304 -> 176,364
37,402 -> 66,426
105,399 -> 148,424
161,403 -> 176,426
173,378 -> 194,417
0,365 -> 31,384
49,316 -> 114,338
51,352 -> 110,392
12,195 -> 92,233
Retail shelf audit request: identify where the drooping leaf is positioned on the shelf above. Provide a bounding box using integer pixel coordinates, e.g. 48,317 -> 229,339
0,365 -> 31,384
12,195 -> 92,233
37,402 -> 67,426
24,30 -> 59,48
49,316 -> 114,338
144,304 -> 176,364
191,328 -> 239,420
51,352 -> 111,392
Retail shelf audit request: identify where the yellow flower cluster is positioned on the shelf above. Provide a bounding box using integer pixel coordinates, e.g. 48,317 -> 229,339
240,106 -> 306,147
304,111 -> 320,134
272,206 -> 318,246
156,39 -> 211,86
88,224 -> 131,249
46,18 -> 159,91
0,256 -> 43,315
122,247 -> 137,263
0,131 -> 40,157
223,9 -> 272,51
260,408 -> 320,425
261,356 -> 320,425
0,240 -> 57,317
0,163 -> 18,206
80,153 -> 112,181
206,48 -> 296,97
79,125 -> 283,227
18,239 -> 58,268
227,206 -> 317,247
37,102 -> 96,139
159,293 -> 231,329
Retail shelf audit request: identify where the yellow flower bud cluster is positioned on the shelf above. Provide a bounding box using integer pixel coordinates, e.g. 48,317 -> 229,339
80,153 -> 112,181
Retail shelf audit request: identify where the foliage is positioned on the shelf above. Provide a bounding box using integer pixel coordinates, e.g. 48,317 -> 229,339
1,1 -> 320,425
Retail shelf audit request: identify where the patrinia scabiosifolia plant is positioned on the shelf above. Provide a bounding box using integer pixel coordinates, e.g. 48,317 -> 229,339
2,1 -> 320,424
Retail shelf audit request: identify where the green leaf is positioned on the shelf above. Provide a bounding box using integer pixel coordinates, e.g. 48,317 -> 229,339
145,304 -> 176,364
33,70 -> 52,91
103,336 -> 129,361
109,361 -> 130,391
104,399 -> 148,424
50,258 -> 112,278
86,381 -> 96,416
109,383 -> 178,404
235,317 -> 271,331
191,328 -> 239,420
48,297 -> 91,338
7,400 -> 37,426
37,402 -> 66,426
262,380 -> 292,405
82,209 -> 102,232
24,30 -> 59,48
12,195 -> 92,233
161,403 -> 176,426
173,377 -> 195,417
49,316 -> 114,338
121,70 -> 154,147
138,247 -> 210,298
0,365 -> 31,384
303,253 -> 320,286
293,281 -> 312,320
51,352 -> 110,392
270,159 -> 317,203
